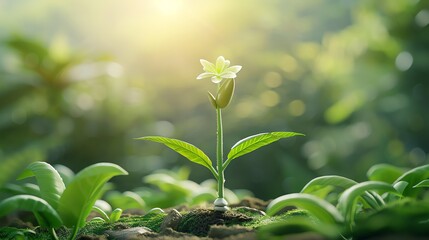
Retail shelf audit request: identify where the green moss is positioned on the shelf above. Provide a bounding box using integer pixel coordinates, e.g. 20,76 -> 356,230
0,208 -> 314,239
243,209 -> 312,228
79,212 -> 166,236
0,212 -> 167,240
177,209 -> 253,236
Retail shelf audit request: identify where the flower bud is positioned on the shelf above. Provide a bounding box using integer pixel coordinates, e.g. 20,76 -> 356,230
216,78 -> 235,109
207,91 -> 218,109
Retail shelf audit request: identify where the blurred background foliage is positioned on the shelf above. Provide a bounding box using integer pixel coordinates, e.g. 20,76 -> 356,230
0,0 -> 428,201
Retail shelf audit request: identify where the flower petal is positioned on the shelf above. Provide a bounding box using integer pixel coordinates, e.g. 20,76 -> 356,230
200,59 -> 216,73
224,60 -> 231,68
196,72 -> 215,80
211,76 -> 223,83
220,71 -> 237,79
216,56 -> 227,73
226,65 -> 242,74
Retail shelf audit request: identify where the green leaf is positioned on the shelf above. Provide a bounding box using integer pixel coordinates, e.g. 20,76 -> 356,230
299,175 -> 382,210
3,183 -> 41,197
57,163 -> 128,228
216,78 -> 235,108
0,195 -> 62,228
54,164 -> 75,186
92,205 -> 110,222
17,162 -> 65,209
191,190 -> 217,205
109,208 -> 123,223
337,181 -> 398,228
393,181 -> 409,194
226,132 -> 304,165
106,191 -> 145,210
394,164 -> 429,197
136,136 -> 218,178
207,91 -> 217,109
301,175 -> 357,199
413,179 -> 429,188
0,227 -> 36,239
367,164 -> 406,184
144,173 -> 195,196
266,193 -> 344,224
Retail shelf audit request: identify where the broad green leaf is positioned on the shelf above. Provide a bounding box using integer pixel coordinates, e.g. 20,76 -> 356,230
352,199 -> 429,238
144,173 -> 195,196
136,136 -> 217,178
301,175 -> 357,199
367,164 -> 406,184
0,227 -> 36,239
226,132 -> 304,164
191,190 -> 217,205
266,193 -> 344,224
17,162 -> 65,209
0,195 -> 62,228
300,175 -> 381,210
94,199 -> 112,213
394,164 -> 429,197
54,164 -> 75,186
413,179 -> 429,188
92,205 -> 110,222
216,78 -> 235,108
109,208 -> 123,223
3,183 -> 41,197
337,181 -> 398,228
57,163 -> 128,228
106,191 -> 145,210
393,181 -> 409,194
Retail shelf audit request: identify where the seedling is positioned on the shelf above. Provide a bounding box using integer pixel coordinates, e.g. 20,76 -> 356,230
0,161 -> 128,240
91,206 -> 123,223
137,56 -> 304,211
265,163 -> 429,237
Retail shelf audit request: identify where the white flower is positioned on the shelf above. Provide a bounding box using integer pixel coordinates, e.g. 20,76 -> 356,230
196,56 -> 242,83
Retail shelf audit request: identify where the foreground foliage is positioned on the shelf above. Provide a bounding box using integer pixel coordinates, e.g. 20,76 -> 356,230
265,163 -> 429,238
0,162 -> 128,240
2,163 -> 429,239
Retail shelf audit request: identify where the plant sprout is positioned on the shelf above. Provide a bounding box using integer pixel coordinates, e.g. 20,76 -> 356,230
0,162 -> 128,240
137,56 -> 304,211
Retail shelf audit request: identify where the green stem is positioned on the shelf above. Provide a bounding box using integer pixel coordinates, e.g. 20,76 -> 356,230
216,107 -> 224,199
69,226 -> 79,240
50,228 -> 59,240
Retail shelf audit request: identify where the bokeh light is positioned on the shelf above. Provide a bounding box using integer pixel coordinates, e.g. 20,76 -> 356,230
1,0 -> 428,200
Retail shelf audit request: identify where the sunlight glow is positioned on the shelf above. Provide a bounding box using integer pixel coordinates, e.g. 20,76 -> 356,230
154,0 -> 184,16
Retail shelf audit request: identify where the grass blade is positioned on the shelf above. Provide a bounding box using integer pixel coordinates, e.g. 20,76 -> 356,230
266,193 -> 344,224
57,163 -> 128,228
0,195 -> 62,228
17,162 -> 65,209
413,179 -> 429,188
136,136 -> 217,178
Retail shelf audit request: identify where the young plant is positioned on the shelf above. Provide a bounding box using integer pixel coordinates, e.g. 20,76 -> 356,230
0,161 -> 128,240
137,56 -> 304,211
91,205 -> 123,223
265,164 -> 429,238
